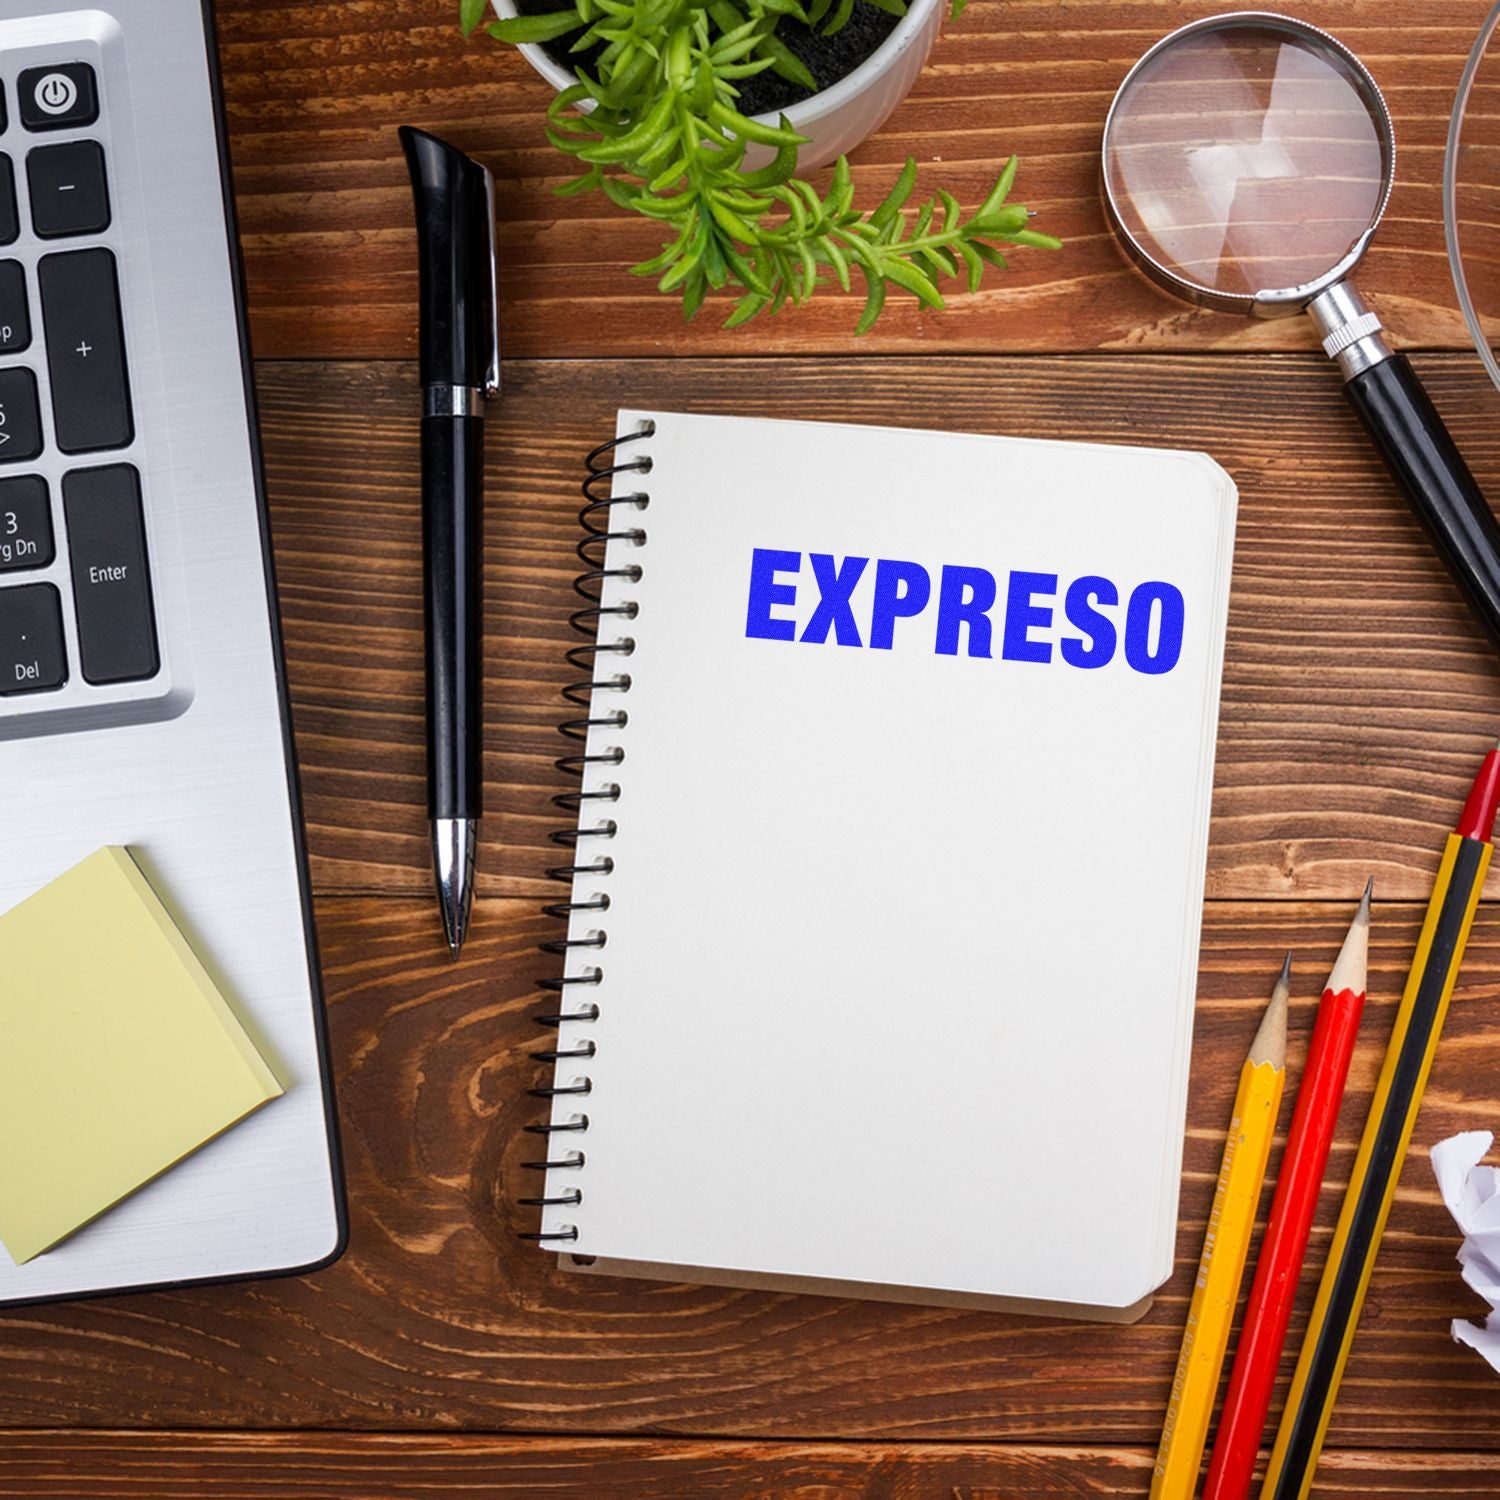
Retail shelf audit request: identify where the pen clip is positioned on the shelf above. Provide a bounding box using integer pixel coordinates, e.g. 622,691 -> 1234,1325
482,163 -> 501,401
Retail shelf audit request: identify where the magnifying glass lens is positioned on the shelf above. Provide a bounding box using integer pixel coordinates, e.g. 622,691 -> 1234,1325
1104,22 -> 1390,297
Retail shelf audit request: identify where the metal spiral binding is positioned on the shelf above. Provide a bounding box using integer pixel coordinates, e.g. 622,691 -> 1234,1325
518,420 -> 653,1245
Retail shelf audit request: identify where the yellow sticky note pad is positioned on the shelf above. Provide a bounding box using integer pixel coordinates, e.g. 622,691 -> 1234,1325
0,847 -> 282,1264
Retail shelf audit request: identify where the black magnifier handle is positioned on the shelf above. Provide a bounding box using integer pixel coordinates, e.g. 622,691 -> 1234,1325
1314,284 -> 1500,650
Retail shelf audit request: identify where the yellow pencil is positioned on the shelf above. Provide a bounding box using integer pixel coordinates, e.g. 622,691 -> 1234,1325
1152,956 -> 1289,1500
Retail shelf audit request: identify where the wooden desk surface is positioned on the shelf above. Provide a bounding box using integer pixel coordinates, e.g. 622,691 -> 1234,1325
4,2 -> 1500,1495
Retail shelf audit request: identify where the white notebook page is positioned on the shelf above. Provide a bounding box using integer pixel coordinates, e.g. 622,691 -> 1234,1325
540,411 -> 1237,1311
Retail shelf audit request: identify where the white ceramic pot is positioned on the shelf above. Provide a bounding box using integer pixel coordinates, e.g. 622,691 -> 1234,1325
492,0 -> 943,170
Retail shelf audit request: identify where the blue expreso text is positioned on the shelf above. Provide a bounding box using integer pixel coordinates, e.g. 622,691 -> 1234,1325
743,549 -> 1185,675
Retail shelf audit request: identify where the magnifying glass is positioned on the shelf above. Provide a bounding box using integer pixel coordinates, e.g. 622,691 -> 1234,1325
1103,11 -> 1500,650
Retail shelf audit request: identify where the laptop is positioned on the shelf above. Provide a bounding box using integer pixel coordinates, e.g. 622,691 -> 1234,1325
0,0 -> 346,1302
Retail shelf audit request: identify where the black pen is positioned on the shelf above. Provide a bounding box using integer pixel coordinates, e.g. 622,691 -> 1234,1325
400,128 -> 499,955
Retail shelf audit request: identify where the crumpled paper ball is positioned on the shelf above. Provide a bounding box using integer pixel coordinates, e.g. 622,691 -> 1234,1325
1431,1131 -> 1500,1372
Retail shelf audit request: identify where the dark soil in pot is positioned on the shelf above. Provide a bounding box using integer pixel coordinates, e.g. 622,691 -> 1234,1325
510,0 -> 902,117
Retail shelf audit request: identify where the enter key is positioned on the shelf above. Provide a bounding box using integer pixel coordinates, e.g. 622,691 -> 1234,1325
63,464 -> 159,684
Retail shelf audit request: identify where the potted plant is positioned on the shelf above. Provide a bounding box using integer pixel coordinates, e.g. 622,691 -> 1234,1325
461,0 -> 1057,330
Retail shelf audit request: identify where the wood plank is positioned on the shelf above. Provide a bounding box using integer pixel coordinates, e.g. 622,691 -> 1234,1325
215,0 -> 1489,360
2,1432 -> 1498,1498
255,353 -> 1500,903
0,896 -> 1495,1442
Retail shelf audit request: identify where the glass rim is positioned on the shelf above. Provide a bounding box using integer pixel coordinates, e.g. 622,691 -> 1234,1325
1445,0 -> 1500,397
1101,9 -> 1396,316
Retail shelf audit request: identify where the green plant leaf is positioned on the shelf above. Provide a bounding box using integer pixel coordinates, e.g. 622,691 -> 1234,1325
919,244 -> 959,278
738,137 -> 800,189
869,157 -> 918,230
578,89 -> 676,162
719,235 -> 771,293
554,167 -> 604,197
821,0 -> 855,35
719,58 -> 780,81
487,11 -> 582,43
631,217 -> 696,275
659,219 -> 706,291
824,154 -> 854,219
460,0 -> 490,37
708,100 -> 806,147
600,173 -> 641,209
822,236 -> 850,291
722,290 -> 769,327
880,255 -> 944,308
971,203 -> 1028,234
796,239 -> 818,298
548,82 -> 594,118
976,156 -> 1018,220
854,269 -> 886,334
1006,228 -> 1063,249
760,34 -> 816,90
956,239 -> 984,292
648,155 -> 691,191
781,187 -> 808,235
702,231 -> 729,288
709,196 -> 761,244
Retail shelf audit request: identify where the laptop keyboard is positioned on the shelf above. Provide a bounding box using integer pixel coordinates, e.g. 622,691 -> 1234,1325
0,59 -> 159,699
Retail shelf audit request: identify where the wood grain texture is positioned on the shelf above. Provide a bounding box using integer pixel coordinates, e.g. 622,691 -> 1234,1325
257,353 -> 1500,903
0,896 -> 1495,1444
215,0 -> 1491,360
2,1433 -> 1499,1498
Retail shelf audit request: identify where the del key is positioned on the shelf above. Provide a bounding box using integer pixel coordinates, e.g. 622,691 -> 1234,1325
40,247 -> 133,453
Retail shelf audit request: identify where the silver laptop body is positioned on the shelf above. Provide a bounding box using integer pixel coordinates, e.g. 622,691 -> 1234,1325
0,0 -> 345,1304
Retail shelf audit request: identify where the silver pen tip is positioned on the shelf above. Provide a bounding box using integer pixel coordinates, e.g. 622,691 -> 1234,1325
433,817 -> 477,957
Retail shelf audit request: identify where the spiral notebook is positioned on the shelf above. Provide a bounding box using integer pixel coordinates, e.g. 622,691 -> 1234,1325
529,410 -> 1237,1320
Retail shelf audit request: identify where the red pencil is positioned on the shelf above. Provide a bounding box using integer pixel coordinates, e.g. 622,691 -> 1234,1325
1201,881 -> 1372,1500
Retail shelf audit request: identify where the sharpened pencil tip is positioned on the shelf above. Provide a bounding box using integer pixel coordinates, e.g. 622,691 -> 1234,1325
1326,882 -> 1373,998
1250,963 -> 1289,1069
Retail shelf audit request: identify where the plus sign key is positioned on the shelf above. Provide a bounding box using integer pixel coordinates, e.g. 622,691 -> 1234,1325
0,583 -> 66,695
39,248 -> 132,453
18,64 -> 98,132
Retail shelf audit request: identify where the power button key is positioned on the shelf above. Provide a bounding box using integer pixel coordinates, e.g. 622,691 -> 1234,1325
18,64 -> 98,132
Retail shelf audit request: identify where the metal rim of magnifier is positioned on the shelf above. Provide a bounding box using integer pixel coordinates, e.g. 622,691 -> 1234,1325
1444,0 -> 1500,397
1101,10 -> 1396,318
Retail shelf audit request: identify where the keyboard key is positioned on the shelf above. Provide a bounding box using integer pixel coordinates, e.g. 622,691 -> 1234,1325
0,476 -> 52,571
18,64 -> 99,132
0,157 -> 15,247
0,369 -> 43,464
0,262 -> 29,354
28,141 -> 110,238
64,465 -> 158,683
39,248 -> 132,453
0,582 -> 66,694
0,82 -> 8,135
